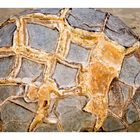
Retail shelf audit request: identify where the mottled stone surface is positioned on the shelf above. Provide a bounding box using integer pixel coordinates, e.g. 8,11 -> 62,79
35,123 -> 58,132
104,15 -> 137,47
0,56 -> 15,78
18,58 -> 44,82
67,8 -> 106,32
124,104 -> 139,124
1,101 -> 35,132
10,97 -> 38,112
52,63 -> 78,89
16,8 -> 61,18
33,8 -> 61,15
67,8 -> 137,48
0,23 -> 16,47
127,121 -> 140,132
1,8 -> 140,36
109,80 -> 133,117
0,85 -> 24,104
66,43 -> 90,65
55,95 -> 96,132
102,116 -> 125,132
100,9 -> 140,37
27,24 -> 58,53
119,54 -> 140,86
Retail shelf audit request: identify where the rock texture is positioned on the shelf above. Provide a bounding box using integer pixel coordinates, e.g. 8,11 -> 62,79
0,8 -> 140,132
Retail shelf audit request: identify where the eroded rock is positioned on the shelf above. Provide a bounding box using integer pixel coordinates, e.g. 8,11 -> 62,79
119,54 -> 140,86
35,123 -> 58,132
52,63 -> 78,89
67,8 -> 106,32
123,103 -> 139,124
0,23 -> 16,47
102,116 -> 125,132
55,95 -> 96,132
1,100 -> 35,132
109,80 -> 133,117
66,43 -> 90,65
104,15 -> 137,47
17,58 -> 44,82
0,56 -> 15,78
0,85 -> 24,104
27,24 -> 58,53
127,121 -> 140,132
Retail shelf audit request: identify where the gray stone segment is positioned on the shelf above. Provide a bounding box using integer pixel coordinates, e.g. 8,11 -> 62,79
66,43 -> 90,65
27,24 -> 58,53
55,95 -> 95,132
0,85 -> 24,104
124,104 -> 139,124
104,15 -> 137,47
52,63 -> 78,89
0,23 -> 16,47
18,58 -> 44,81
1,101 -> 34,132
35,123 -> 58,132
16,8 -> 61,17
119,55 -> 140,86
0,56 -> 15,78
103,116 -> 125,131
67,8 -> 106,32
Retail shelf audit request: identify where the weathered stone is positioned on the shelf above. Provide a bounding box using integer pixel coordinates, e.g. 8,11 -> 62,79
3,121 -> 30,132
102,116 -> 125,132
109,80 -> 133,117
10,97 -> 38,112
27,24 -> 58,53
18,58 -> 44,81
52,63 -> 78,89
0,85 -> 24,104
108,89 -> 123,117
0,23 -> 16,47
104,15 -> 137,47
127,121 -> 140,132
16,8 -> 61,17
67,8 -> 106,32
55,95 -> 95,132
133,87 -> 140,109
34,8 -> 61,15
66,43 -> 90,65
35,123 -> 58,132
124,104 -> 139,124
114,128 -> 127,132
119,55 -> 140,86
1,101 -> 34,132
0,56 -> 15,78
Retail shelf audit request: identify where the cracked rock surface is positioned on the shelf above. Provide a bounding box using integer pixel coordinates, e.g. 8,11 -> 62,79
0,8 -> 140,132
